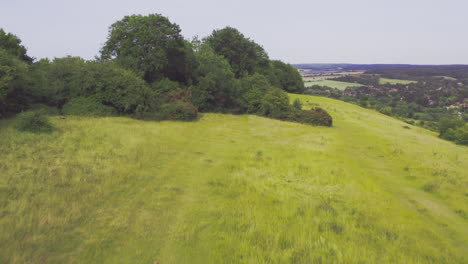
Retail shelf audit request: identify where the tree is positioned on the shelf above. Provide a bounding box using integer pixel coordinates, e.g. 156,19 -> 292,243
438,117 -> 464,137
204,27 -> 269,78
0,29 -> 33,63
237,73 -> 273,113
190,46 -> 238,111
0,49 -> 29,117
454,124 -> 468,145
100,14 -> 196,84
269,60 -> 305,93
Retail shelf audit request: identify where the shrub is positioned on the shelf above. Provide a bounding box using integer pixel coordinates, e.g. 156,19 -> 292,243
237,73 -> 273,113
30,58 -> 151,114
438,117 -> 464,135
292,98 -> 303,110
422,183 -> 439,193
158,101 -> 198,121
292,107 -> 333,127
62,97 -> 117,117
379,106 -> 392,116
16,111 -> 54,133
454,124 -> 468,145
133,87 -> 164,120
29,104 -> 60,115
259,88 -> 291,119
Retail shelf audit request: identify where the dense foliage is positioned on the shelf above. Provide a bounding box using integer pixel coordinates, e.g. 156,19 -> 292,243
15,111 -> 54,133
29,57 -> 152,114
0,49 -> 29,117
269,60 -> 305,93
100,14 -> 196,84
438,117 -> 468,145
0,14 -> 330,127
190,46 -> 238,112
0,29 -> 33,63
204,27 -> 269,78
62,97 -> 117,117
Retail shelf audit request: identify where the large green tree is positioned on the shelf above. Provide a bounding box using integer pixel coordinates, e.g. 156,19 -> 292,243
190,46 -> 238,111
0,29 -> 33,63
204,27 -> 269,78
269,60 -> 305,93
0,49 -> 29,117
100,14 -> 196,84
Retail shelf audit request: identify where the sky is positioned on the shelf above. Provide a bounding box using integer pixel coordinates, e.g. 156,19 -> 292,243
1,0 -> 467,64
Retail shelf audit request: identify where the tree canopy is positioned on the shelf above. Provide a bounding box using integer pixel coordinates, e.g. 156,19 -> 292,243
0,29 -> 33,63
0,49 -> 29,116
100,14 -> 196,84
269,60 -> 305,93
204,27 -> 269,78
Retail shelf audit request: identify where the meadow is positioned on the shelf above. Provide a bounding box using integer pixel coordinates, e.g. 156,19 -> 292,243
379,77 -> 417,85
0,95 -> 467,263
304,79 -> 361,90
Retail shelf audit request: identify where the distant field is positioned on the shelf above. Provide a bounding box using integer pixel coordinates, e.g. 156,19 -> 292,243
304,79 -> 362,90
302,72 -> 365,80
379,78 -> 417,85
434,76 -> 457,80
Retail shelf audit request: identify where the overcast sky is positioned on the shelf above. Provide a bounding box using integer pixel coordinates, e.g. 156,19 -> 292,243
1,0 -> 467,64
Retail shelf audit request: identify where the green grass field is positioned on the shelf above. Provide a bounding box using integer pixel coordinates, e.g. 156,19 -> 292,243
379,78 -> 417,85
304,79 -> 361,90
0,95 -> 467,263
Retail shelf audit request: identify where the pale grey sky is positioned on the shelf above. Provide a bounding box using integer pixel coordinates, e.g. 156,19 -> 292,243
1,0 -> 467,64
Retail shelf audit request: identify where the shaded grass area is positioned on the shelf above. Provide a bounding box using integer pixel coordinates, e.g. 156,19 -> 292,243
0,95 -> 467,263
304,79 -> 361,90
379,78 -> 417,85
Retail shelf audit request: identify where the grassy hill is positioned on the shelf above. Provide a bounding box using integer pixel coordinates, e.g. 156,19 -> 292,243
0,95 -> 467,263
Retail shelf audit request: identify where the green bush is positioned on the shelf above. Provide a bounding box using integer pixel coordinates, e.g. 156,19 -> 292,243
158,101 -> 198,121
29,104 -> 60,115
259,88 -> 291,119
454,124 -> 468,145
288,107 -> 333,127
29,58 -> 151,114
62,97 -> 117,117
438,117 -> 467,145
237,73 -> 273,114
292,98 -> 303,110
16,111 -> 54,133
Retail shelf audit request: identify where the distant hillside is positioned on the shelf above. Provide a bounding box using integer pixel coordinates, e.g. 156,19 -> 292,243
0,95 -> 467,263
293,64 -> 468,79
366,65 -> 468,80
293,63 -> 413,72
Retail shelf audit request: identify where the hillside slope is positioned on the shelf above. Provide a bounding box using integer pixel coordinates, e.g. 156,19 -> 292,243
0,95 -> 467,263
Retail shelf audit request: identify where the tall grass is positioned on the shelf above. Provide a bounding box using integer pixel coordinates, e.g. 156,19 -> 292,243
0,94 -> 466,263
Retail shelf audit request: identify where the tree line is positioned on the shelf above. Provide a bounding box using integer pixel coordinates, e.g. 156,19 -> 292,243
0,14 -> 332,127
